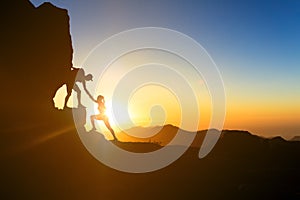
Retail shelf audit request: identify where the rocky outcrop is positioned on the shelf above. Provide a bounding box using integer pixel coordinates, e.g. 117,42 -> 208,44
0,1 -> 73,127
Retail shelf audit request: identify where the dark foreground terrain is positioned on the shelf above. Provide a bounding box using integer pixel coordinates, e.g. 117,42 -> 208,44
1,119 -> 300,199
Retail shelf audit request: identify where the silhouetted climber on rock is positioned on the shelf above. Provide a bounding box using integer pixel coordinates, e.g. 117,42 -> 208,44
64,66 -> 93,108
90,95 -> 118,141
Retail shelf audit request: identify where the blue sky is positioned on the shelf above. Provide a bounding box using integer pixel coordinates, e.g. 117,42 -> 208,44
30,0 -> 300,138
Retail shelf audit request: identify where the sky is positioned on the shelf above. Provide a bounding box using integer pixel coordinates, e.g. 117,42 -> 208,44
30,0 -> 300,139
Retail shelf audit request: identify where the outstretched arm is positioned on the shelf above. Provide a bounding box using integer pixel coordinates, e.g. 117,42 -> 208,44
82,81 -> 97,103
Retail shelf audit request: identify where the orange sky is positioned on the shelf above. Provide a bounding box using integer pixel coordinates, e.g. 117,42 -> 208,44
53,49 -> 300,140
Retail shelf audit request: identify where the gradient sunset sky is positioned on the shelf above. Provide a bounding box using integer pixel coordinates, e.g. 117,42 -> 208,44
30,0 -> 300,139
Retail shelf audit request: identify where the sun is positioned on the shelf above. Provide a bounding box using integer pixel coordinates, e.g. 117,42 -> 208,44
102,99 -> 144,131
104,102 -> 115,125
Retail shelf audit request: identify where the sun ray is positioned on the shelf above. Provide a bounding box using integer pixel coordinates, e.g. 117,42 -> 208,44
2,125 -> 75,158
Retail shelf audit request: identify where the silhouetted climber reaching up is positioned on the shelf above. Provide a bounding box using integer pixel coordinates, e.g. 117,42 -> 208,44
64,66 -> 93,108
90,95 -> 118,141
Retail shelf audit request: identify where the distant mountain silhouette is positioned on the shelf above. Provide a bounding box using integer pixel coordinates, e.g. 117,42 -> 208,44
291,136 -> 300,141
119,124 -> 182,144
118,125 -> 208,148
1,1 -> 299,199
117,125 -> 300,158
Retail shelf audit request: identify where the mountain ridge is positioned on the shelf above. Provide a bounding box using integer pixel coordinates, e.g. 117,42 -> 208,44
116,124 -> 287,148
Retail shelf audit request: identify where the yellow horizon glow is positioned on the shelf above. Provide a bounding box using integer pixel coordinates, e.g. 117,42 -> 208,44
52,48 -> 300,139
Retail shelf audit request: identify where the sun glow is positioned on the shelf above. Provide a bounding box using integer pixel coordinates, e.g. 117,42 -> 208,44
53,47 -> 216,134
127,84 -> 181,127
